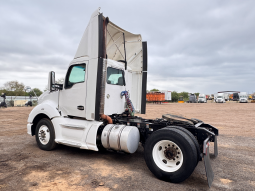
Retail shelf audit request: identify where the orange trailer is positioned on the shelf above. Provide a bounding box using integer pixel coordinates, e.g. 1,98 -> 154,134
146,92 -> 165,103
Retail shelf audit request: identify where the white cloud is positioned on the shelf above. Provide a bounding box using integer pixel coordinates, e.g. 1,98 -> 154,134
0,0 -> 254,95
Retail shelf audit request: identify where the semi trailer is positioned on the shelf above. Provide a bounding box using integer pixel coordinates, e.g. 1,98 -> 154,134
27,8 -> 218,187
233,93 -> 239,101
161,90 -> 172,101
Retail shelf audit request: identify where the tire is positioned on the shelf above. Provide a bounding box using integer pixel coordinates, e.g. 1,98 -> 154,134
168,126 -> 201,162
144,128 -> 197,183
35,118 -> 57,151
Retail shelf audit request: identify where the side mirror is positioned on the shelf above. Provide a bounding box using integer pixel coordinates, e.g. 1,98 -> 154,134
48,71 -> 55,91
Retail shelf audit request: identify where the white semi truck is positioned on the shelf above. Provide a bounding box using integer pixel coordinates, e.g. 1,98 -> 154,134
239,92 -> 248,103
27,8 -> 218,187
224,93 -> 229,101
216,93 -> 225,103
198,94 -> 207,103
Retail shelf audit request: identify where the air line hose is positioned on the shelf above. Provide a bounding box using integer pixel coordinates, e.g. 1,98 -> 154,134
121,91 -> 135,116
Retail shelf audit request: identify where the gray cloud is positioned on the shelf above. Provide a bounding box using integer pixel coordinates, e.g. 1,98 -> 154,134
0,0 -> 255,94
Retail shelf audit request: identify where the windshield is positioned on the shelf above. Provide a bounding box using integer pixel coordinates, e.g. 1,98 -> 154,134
107,67 -> 125,86
217,96 -> 223,98
199,96 -> 205,99
240,95 -> 246,98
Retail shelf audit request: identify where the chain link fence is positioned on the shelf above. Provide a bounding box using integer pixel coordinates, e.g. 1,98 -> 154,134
1,96 -> 38,107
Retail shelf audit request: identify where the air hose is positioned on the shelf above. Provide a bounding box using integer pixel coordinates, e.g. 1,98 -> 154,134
121,91 -> 135,116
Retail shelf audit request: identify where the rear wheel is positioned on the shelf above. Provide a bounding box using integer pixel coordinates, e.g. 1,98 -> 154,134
35,118 -> 57,151
169,126 -> 201,162
144,128 -> 197,183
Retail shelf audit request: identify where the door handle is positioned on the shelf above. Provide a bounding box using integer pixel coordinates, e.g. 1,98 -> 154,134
77,106 -> 84,110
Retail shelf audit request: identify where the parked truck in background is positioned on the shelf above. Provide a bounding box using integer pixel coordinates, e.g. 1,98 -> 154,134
161,90 -> 171,101
188,93 -> 197,103
251,95 -> 255,103
229,94 -> 233,101
224,93 -> 229,101
239,92 -> 248,103
214,93 -> 218,102
198,94 -> 207,103
216,93 -> 225,103
26,9 -> 218,187
233,93 -> 239,101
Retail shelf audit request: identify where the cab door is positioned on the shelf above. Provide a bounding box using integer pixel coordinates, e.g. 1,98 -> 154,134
104,66 -> 126,115
59,62 -> 87,118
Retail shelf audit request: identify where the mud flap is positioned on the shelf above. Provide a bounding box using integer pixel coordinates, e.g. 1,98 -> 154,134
214,135 -> 218,157
203,137 -> 214,187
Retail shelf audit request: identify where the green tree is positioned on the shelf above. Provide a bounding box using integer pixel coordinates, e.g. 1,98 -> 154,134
179,92 -> 189,99
194,93 -> 200,97
150,88 -> 159,92
25,88 -> 43,97
171,91 -> 179,102
32,88 -> 43,96
3,81 -> 25,96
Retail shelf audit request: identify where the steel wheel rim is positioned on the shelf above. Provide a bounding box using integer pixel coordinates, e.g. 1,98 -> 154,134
152,140 -> 183,172
38,125 -> 50,145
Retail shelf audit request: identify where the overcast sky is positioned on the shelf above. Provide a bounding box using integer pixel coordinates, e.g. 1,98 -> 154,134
0,0 -> 254,94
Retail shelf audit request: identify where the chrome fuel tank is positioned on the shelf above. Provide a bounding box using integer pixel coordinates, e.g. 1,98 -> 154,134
101,124 -> 140,153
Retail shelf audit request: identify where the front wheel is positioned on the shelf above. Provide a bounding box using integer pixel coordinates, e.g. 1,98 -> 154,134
35,118 -> 57,151
144,128 -> 197,183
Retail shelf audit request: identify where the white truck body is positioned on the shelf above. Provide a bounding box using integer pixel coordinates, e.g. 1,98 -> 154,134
161,90 -> 171,101
224,93 -> 229,101
214,93 -> 217,102
239,92 -> 248,103
26,8 -> 219,187
216,93 -> 225,103
198,94 -> 207,103
27,8 -> 147,151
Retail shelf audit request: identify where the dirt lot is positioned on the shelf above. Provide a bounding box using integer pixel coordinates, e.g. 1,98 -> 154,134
0,103 -> 255,191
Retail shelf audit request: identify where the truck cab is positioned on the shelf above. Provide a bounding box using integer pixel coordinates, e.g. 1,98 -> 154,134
198,94 -> 207,103
28,8 -> 147,151
216,93 -> 225,103
188,93 -> 197,103
239,92 -> 248,103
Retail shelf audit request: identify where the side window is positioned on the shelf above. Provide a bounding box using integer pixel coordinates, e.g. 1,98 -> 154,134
107,67 -> 125,86
65,64 -> 86,88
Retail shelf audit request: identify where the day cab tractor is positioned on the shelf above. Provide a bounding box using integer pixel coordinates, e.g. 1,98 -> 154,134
26,8 -> 218,187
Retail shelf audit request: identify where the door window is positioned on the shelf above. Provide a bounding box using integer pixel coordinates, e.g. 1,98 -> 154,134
107,67 -> 125,86
65,64 -> 86,88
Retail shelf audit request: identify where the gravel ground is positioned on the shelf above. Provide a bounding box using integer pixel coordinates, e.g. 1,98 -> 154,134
0,103 -> 255,191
